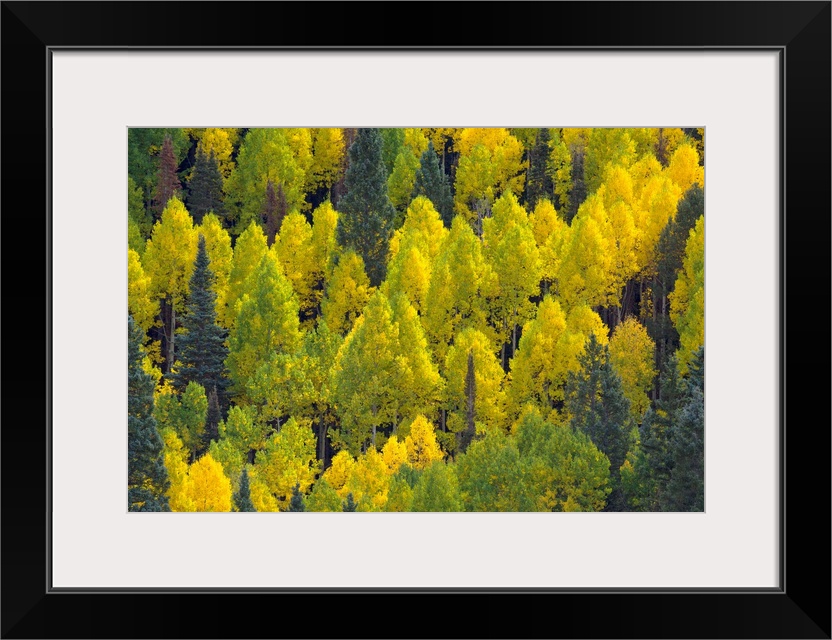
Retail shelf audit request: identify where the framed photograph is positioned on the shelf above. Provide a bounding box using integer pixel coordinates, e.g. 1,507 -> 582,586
3,2 -> 829,638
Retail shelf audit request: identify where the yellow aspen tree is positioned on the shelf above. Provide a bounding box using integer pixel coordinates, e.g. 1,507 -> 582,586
309,200 -> 339,304
453,128 -> 525,229
161,428 -> 195,512
321,250 -> 372,336
669,215 -> 705,374
422,216 -> 497,366
609,317 -> 657,420
310,128 -> 345,193
666,143 -> 705,195
584,128 -> 637,195
444,327 -> 507,438
225,128 -> 311,231
185,453 -> 232,512
142,197 -> 199,373
381,436 -> 409,475
306,478 -> 343,512
331,291 -> 400,455
556,194 -> 617,310
220,220 -> 268,328
276,211 -> 317,321
483,192 -> 542,362
323,450 -> 356,495
389,292 -> 444,424
196,213 -> 233,319
128,248 -> 160,359
226,249 -> 301,399
254,417 -> 321,510
388,195 -> 448,264
342,447 -> 390,511
530,200 -> 571,295
387,147 -> 421,213
404,415 -> 444,469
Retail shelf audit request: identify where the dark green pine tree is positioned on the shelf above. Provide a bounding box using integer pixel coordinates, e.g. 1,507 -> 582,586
342,492 -> 357,512
624,353 -> 684,510
170,235 -> 230,409
187,149 -> 226,225
336,128 -> 396,287
565,145 -> 587,224
457,350 -> 477,455
663,347 -> 705,511
128,315 -> 170,512
411,140 -> 455,227
525,128 -> 554,210
288,483 -> 306,512
565,333 -> 633,510
233,467 -> 257,512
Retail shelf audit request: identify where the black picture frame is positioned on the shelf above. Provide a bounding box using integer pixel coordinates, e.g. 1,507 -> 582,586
2,2 -> 829,638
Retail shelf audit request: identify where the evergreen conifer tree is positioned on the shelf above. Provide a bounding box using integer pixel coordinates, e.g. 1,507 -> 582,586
342,492 -> 357,512
458,350 -> 477,455
187,149 -> 226,225
565,334 -> 632,510
170,235 -> 230,409
336,128 -> 396,286
663,347 -> 704,511
233,467 -> 257,512
288,483 -> 306,512
128,315 -> 170,511
526,128 -> 554,210
412,141 -> 454,227
153,134 -> 182,219
204,385 -> 221,448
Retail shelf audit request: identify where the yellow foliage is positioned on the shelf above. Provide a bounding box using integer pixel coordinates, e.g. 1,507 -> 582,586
249,471 -> 280,512
276,212 -> 317,317
381,436 -> 409,475
254,417 -> 321,511
197,128 -> 235,179
324,450 -> 356,494
609,317 -> 657,419
221,221 -> 268,328
186,453 -> 233,512
404,415 -> 444,469
669,215 -> 705,374
161,428 -> 195,512
321,250 -> 372,336
666,144 -> 704,194
197,214 -> 233,318
343,447 -> 390,511
310,128 -> 345,191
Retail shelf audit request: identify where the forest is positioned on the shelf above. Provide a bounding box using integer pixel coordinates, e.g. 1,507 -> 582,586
127,126 -> 705,513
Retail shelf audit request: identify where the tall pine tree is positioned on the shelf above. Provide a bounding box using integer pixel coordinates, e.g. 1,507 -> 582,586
336,128 -> 396,286
525,128 -> 554,210
187,149 -> 226,225
128,315 -> 170,512
233,467 -> 257,512
565,333 -> 633,510
663,346 -> 704,511
412,140 -> 454,227
170,235 -> 230,410
153,134 -> 182,220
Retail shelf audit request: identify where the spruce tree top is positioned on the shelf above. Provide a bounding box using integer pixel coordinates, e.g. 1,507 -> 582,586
336,128 -> 396,287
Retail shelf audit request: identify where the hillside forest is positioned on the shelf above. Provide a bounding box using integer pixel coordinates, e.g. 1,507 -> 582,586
127,127 -> 705,513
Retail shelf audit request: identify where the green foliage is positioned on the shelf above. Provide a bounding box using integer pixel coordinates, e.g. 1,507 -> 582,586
411,141 -> 454,227
410,461 -> 462,512
187,150 -> 226,225
342,493 -> 357,512
170,235 -> 230,407
288,483 -> 307,512
565,333 -> 633,509
128,316 -> 170,511
336,128 -> 397,286
155,381 -> 209,461
306,478 -> 343,512
233,467 -> 257,512
526,128 -> 554,210
128,128 -> 189,207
